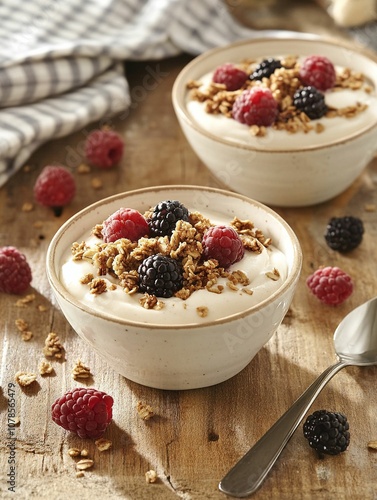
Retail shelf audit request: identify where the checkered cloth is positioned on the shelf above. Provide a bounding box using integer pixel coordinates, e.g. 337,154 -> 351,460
0,0 -> 257,186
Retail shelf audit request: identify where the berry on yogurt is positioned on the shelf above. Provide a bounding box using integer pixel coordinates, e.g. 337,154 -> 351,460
232,87 -> 278,127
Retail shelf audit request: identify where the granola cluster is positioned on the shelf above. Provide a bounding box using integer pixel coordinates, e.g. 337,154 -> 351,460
71,210 -> 273,313
187,55 -> 371,137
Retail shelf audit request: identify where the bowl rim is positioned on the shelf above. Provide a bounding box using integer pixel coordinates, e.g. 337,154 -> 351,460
46,185 -> 302,331
172,35 -> 377,153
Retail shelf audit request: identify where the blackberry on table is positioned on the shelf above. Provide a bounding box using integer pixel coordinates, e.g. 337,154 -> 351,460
138,254 -> 183,298
293,86 -> 327,119
148,200 -> 189,237
249,58 -> 282,81
303,410 -> 350,456
325,216 -> 364,253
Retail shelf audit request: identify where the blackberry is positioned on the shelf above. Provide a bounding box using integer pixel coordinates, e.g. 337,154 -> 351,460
149,200 -> 189,237
325,216 -> 364,253
293,86 -> 327,119
249,58 -> 282,81
138,254 -> 183,298
303,410 -> 350,456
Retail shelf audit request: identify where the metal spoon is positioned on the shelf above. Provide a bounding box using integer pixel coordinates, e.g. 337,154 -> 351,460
219,296 -> 377,498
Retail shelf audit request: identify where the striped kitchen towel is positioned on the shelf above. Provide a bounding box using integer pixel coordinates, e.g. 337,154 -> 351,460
0,0 -> 261,186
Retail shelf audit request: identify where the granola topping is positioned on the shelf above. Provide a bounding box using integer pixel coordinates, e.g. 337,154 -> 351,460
61,205 -> 288,324
186,55 -> 377,149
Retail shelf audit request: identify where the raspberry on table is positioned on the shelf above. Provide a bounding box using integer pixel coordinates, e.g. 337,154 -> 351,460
84,129 -> 124,169
232,87 -> 278,127
303,410 -> 350,456
299,55 -> 336,91
212,63 -> 248,91
0,246 -> 32,294
324,216 -> 364,253
51,388 -> 113,439
306,266 -> 353,305
101,208 -> 149,243
148,200 -> 190,237
293,86 -> 327,120
249,58 -> 282,81
34,165 -> 76,215
202,225 -> 244,269
138,254 -> 183,298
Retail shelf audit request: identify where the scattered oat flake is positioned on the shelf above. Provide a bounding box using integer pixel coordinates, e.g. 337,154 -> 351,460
72,359 -> 92,380
137,401 -> 154,420
76,471 -> 85,478
11,417 -> 20,426
76,459 -> 94,470
367,440 -> 377,450
15,294 -> 36,307
91,177 -> 103,189
37,304 -> 48,312
68,448 -> 81,457
80,449 -> 89,457
364,203 -> 376,212
77,163 -> 91,174
43,332 -> 64,359
15,371 -> 37,387
15,318 -> 29,332
95,438 -> 112,452
145,470 -> 158,483
33,220 -> 44,229
39,360 -> 54,375
22,202 -> 34,212
21,331 -> 33,341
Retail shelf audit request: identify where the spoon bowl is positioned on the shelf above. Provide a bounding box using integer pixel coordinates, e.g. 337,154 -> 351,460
219,296 -> 377,498
334,297 -> 377,364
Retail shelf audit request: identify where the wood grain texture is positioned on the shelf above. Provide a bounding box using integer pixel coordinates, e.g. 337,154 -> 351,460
1,4 -> 377,499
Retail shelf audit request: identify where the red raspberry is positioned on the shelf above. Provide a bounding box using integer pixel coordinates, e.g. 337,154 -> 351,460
202,225 -> 245,269
34,166 -> 76,213
51,388 -> 113,439
212,63 -> 248,91
85,129 -> 124,169
306,266 -> 353,305
232,87 -> 278,127
0,246 -> 32,294
101,208 -> 149,243
299,55 -> 336,91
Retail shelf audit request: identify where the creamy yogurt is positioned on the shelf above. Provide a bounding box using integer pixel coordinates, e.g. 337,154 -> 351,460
186,63 -> 377,150
60,210 -> 288,326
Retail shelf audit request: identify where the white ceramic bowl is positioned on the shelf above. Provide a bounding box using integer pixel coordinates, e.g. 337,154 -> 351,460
172,36 -> 377,207
46,185 -> 302,390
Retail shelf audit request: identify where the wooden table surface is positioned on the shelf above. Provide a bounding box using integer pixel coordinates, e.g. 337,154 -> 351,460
1,3 -> 377,499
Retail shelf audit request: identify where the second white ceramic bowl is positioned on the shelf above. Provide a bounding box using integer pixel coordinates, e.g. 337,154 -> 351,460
172,36 -> 377,206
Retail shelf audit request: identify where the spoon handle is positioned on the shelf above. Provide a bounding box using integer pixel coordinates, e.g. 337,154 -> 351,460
219,360 -> 348,498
